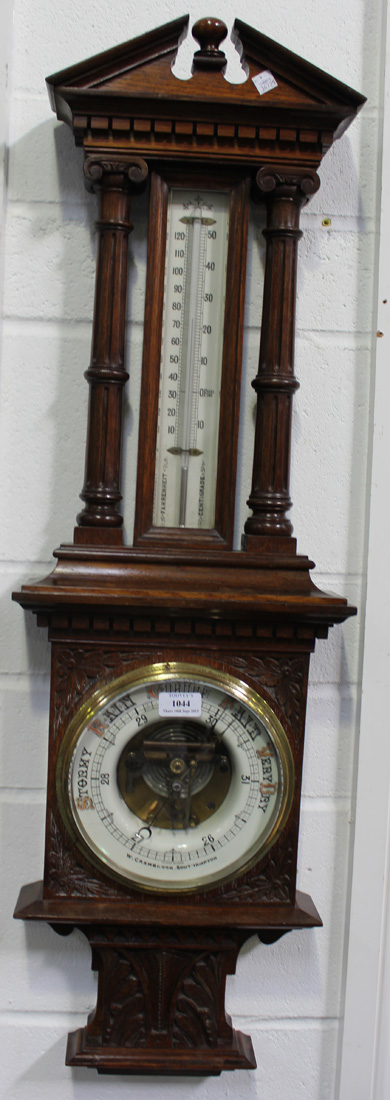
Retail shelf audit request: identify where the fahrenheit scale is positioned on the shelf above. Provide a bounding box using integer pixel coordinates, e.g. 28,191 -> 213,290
153,190 -> 229,530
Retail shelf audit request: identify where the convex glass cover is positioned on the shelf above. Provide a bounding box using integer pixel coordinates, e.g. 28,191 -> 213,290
57,664 -> 294,892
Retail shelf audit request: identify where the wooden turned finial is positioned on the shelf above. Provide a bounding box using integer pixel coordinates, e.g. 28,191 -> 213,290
192,17 -> 228,71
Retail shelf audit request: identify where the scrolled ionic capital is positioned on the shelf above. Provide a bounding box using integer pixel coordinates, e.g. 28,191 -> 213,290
255,164 -> 321,200
83,155 -> 149,192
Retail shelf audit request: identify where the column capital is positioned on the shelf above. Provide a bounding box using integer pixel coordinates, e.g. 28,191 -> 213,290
83,155 -> 149,192
256,164 -> 321,200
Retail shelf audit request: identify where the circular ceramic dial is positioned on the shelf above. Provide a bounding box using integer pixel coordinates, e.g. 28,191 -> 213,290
57,664 -> 294,893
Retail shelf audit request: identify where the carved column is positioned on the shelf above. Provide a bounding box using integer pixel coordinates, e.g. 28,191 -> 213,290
244,166 -> 320,550
75,156 -> 148,542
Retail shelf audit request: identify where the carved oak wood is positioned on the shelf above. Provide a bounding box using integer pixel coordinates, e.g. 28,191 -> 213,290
244,166 -> 320,544
13,15 -> 364,1077
77,157 -> 148,536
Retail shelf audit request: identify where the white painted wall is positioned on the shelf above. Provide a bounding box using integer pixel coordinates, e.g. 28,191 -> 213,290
0,1 -> 384,1098
338,3 -> 390,1096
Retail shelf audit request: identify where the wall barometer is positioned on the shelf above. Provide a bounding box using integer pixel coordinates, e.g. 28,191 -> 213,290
13,14 -> 363,1078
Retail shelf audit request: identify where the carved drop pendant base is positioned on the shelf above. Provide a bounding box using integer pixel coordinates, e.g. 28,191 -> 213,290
65,926 -> 256,1075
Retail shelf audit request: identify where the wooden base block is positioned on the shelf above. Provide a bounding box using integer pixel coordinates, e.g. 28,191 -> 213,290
66,1023 -> 256,1075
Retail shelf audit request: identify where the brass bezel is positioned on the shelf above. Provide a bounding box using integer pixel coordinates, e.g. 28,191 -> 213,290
56,662 -> 295,893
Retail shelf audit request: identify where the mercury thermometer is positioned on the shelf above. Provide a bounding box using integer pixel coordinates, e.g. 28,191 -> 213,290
153,189 -> 230,530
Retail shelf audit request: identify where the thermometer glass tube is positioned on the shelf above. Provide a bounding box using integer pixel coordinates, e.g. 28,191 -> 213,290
153,189 -> 230,530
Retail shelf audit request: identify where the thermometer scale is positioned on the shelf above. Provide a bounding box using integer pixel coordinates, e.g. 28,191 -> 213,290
153,189 -> 230,530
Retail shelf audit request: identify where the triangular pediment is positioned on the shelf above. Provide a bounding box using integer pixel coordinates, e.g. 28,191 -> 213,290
78,54 -> 325,110
46,15 -> 365,157
232,19 -> 365,110
46,16 -> 190,103
47,14 -> 365,111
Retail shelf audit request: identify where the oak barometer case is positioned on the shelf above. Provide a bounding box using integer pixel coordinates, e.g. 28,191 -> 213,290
13,15 -> 364,1077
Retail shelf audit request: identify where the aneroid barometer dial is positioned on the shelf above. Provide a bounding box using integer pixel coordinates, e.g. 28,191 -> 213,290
57,664 -> 294,892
